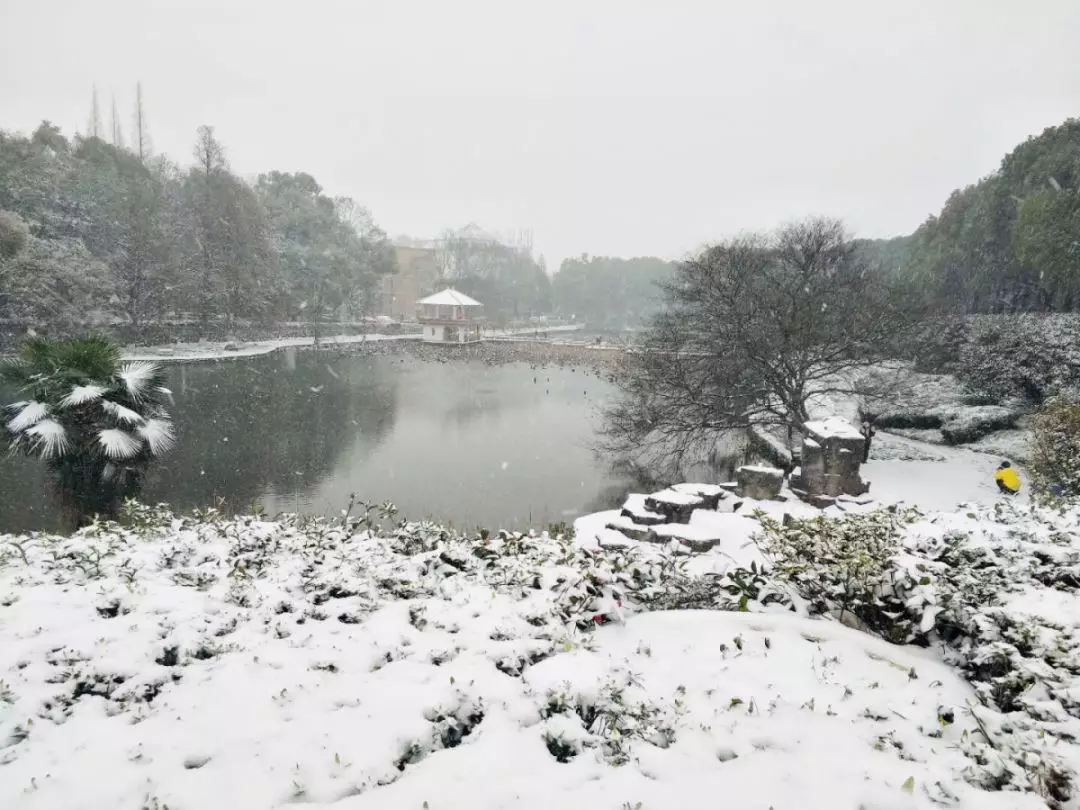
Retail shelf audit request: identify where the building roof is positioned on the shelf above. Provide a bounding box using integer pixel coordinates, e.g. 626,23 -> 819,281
417,288 -> 482,307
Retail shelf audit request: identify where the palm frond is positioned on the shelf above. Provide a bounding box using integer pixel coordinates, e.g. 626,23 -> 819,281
97,428 -> 142,460
101,400 -> 146,425
17,338 -> 58,370
137,418 -> 176,456
157,386 -> 175,405
25,418 -> 69,458
54,337 -> 121,381
0,359 -> 34,390
118,362 -> 164,399
61,384 -> 109,407
7,401 -> 49,434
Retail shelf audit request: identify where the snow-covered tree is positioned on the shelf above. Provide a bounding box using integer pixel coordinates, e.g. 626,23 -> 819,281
0,234 -> 117,323
0,209 -> 29,259
603,217 -> 916,472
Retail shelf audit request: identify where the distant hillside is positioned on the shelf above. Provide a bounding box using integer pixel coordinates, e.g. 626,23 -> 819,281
858,118 -> 1080,313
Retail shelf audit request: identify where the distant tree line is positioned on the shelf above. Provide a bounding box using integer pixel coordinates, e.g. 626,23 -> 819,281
551,256 -> 674,328
0,117 -> 395,333
859,117 -> 1080,314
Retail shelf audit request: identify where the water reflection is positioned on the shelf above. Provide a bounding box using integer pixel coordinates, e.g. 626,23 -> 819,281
141,350 -> 400,511
0,352 -> 641,533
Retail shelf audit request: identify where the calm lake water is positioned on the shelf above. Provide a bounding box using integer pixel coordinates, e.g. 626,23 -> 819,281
0,349 -> 642,534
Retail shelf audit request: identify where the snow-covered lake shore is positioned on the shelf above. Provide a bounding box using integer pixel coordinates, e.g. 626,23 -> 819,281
122,325 -> 585,363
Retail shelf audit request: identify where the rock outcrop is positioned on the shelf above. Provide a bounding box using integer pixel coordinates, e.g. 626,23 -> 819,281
789,417 -> 870,502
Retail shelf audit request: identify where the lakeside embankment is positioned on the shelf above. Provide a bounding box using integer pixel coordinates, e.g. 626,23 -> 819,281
120,324 -> 589,363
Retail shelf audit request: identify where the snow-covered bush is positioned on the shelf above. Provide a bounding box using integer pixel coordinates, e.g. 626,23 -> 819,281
1030,396 -> 1080,501
753,508 -> 930,643
540,671 -> 683,765
644,560 -> 794,614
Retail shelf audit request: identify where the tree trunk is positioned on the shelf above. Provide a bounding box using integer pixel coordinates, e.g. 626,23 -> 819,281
50,458 -> 143,532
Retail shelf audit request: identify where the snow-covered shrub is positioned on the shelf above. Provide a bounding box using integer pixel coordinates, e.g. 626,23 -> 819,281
643,560 -> 793,614
1030,395 -> 1080,501
540,671 -> 683,765
753,508 -> 930,643
907,503 -> 1080,807
939,406 -> 1019,444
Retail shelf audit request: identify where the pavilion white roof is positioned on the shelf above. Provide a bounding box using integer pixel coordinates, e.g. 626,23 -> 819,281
417,289 -> 482,307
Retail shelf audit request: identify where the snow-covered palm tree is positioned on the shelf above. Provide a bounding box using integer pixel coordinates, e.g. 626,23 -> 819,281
1,336 -> 175,528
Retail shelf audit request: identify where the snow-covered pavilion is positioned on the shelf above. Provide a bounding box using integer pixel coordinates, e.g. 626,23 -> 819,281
416,289 -> 484,344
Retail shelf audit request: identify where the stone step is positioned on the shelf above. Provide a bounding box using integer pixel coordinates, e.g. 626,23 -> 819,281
649,523 -> 725,552
670,483 -> 726,509
604,514 -> 656,541
619,493 -> 667,526
602,517 -> 724,553
644,488 -> 710,524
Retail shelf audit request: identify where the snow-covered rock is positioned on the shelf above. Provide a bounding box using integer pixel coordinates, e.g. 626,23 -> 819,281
644,489 -> 709,523
804,417 -> 865,442
619,494 -> 666,526
736,465 -> 784,500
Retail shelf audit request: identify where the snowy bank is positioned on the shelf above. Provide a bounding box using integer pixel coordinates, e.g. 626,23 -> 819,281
122,325 -> 584,363
3,495 -> 1080,809
122,333 -> 421,362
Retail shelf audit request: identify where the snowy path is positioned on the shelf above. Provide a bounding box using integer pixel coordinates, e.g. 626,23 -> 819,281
865,429 -> 1026,512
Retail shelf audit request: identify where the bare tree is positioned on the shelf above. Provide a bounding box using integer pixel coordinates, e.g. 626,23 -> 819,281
87,85 -> 102,139
110,95 -> 125,148
132,82 -> 152,160
602,217 -> 915,472
188,126 -> 228,324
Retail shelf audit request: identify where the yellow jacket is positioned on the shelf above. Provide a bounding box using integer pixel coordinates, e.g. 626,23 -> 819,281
995,467 -> 1021,492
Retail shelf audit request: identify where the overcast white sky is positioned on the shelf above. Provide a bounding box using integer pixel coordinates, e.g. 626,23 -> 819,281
2,0 -> 1079,268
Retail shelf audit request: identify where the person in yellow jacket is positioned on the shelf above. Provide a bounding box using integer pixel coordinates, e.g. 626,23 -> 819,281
994,461 -> 1021,495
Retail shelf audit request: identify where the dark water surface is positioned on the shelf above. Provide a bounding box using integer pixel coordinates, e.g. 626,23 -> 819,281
0,350 -> 639,534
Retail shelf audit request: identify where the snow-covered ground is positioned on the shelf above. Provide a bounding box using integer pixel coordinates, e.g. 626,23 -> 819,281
1,427 -> 1073,810
862,431 -> 1020,512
